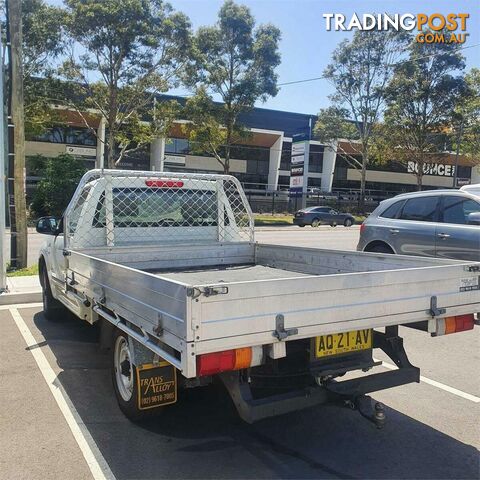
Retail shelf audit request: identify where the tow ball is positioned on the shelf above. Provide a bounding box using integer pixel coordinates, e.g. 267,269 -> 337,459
345,395 -> 386,429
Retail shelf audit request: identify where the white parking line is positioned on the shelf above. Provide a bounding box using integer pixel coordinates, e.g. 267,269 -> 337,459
375,358 -> 480,403
0,302 -> 43,311
10,307 -> 116,480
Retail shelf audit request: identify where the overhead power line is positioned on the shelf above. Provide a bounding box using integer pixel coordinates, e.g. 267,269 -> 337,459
277,42 -> 480,87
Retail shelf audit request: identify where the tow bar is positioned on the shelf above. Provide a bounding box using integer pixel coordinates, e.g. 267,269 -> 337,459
345,395 -> 386,429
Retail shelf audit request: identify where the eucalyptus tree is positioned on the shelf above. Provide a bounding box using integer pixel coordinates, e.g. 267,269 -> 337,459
183,0 -> 281,174
62,0 -> 192,167
315,30 -> 407,210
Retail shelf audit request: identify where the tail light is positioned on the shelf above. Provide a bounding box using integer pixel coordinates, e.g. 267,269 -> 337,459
435,314 -> 474,336
145,179 -> 184,188
360,223 -> 366,234
197,347 -> 252,376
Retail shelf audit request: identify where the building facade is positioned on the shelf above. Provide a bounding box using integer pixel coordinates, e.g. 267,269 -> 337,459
25,97 -> 480,199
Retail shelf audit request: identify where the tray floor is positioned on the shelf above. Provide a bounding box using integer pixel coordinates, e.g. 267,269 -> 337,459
153,264 -> 312,285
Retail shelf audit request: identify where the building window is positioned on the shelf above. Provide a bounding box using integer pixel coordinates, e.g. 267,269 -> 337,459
309,144 -> 324,173
280,142 -> 292,170
278,175 -> 290,187
308,177 -> 322,187
27,126 -> 97,146
165,138 -> 190,155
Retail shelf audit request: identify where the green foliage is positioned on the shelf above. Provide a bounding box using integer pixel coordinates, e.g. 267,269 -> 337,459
453,68 -> 480,161
20,0 -> 67,137
383,34 -> 467,187
61,0 -> 192,167
317,30 -> 407,208
184,0 -> 281,173
6,263 -> 39,277
30,154 -> 87,218
22,0 -> 66,78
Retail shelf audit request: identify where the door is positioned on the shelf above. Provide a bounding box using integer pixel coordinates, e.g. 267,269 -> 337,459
393,196 -> 440,257
329,209 -> 344,223
435,195 -> 480,261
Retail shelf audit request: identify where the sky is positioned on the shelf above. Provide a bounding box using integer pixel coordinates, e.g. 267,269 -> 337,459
48,0 -> 480,115
168,0 -> 479,114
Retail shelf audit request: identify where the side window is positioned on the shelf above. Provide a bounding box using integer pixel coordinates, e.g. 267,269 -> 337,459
380,200 -> 404,219
93,192 -> 105,227
442,196 -> 480,225
69,185 -> 92,232
400,196 -> 439,222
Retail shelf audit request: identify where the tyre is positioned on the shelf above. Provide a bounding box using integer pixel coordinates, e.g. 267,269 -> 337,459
330,222 -> 337,227
367,244 -> 393,254
344,218 -> 353,227
112,329 -> 162,421
41,266 -> 67,322
298,224 -> 305,228
112,329 -> 142,420
311,218 -> 320,227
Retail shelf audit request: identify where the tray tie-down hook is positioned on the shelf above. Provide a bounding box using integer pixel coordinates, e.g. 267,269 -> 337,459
429,296 -> 446,317
273,314 -> 298,340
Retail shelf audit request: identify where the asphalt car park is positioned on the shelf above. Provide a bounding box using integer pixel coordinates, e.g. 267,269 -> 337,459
1,303 -> 478,480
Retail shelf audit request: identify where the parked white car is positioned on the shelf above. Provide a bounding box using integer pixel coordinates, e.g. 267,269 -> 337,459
460,183 -> 480,198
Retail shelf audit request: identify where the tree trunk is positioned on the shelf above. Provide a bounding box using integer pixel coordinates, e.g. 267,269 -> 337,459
107,123 -> 115,169
224,145 -> 230,174
8,0 -> 27,268
416,171 -> 423,191
359,149 -> 368,214
416,155 -> 424,191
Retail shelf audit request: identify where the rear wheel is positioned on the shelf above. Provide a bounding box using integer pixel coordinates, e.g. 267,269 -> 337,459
344,218 -> 353,227
112,329 -> 163,421
311,218 -> 320,228
367,244 -> 394,254
330,222 -> 337,227
41,266 -> 67,321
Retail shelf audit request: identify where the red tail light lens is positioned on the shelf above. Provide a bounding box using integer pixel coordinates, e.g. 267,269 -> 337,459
197,348 -> 252,376
453,314 -> 474,332
360,223 -> 366,234
440,314 -> 475,336
145,179 -> 184,188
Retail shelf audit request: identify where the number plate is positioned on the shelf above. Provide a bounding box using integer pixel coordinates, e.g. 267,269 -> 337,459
136,361 -> 177,410
315,329 -> 372,358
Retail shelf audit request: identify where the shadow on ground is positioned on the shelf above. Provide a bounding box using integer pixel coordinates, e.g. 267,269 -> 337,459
23,307 -> 480,480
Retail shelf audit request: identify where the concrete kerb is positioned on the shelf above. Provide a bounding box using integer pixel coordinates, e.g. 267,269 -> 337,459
0,275 -> 42,306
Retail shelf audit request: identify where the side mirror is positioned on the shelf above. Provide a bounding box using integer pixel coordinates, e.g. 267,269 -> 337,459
467,212 -> 480,226
36,216 -> 61,235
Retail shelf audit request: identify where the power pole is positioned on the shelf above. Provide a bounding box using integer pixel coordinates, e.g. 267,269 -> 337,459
7,0 -> 28,269
0,23 -> 7,292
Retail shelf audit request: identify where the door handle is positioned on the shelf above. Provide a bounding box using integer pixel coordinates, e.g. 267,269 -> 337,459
389,229 -> 400,234
437,233 -> 450,239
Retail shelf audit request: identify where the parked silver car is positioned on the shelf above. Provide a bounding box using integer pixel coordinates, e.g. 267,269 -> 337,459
357,190 -> 480,261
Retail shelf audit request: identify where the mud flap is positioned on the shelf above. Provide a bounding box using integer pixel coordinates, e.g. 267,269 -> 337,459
136,362 -> 177,410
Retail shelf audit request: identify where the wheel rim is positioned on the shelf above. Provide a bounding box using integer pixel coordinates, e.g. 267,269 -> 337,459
312,219 -> 320,227
345,219 -> 352,227
114,335 -> 134,402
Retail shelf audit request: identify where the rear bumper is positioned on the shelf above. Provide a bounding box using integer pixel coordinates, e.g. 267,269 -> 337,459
220,365 -> 419,423
221,327 -> 420,423
293,217 -> 306,226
